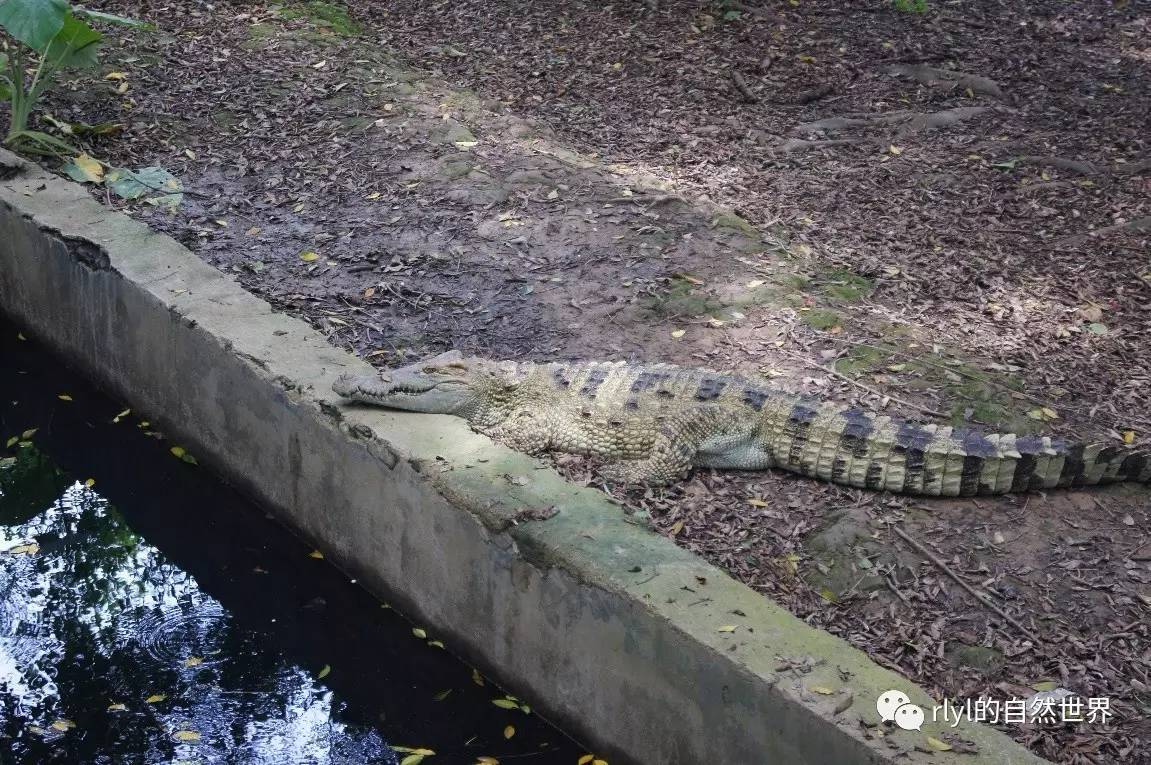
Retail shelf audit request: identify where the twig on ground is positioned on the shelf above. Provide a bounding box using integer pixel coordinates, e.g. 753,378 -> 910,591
890,524 -> 1036,640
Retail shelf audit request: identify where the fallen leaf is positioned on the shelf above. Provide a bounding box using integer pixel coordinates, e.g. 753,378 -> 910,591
317,664 -> 331,679
58,394 -> 73,401
412,627 -> 428,639
299,251 -> 320,262
669,520 -> 684,536
579,757 -> 595,765
810,686 -> 835,695
503,724 -> 515,739
746,498 -> 769,507
471,668 -> 485,686
492,698 -> 519,710
309,550 -> 324,559
1121,430 -> 1135,444
924,736 -> 953,752
6,543 -> 39,556
85,478 -> 96,488
173,730 -> 201,742
476,757 -> 499,765
66,153 -> 104,183
145,693 -> 166,703
50,719 -> 75,732
107,702 -> 127,712
183,656 -> 203,667
671,329 -> 686,339
717,625 -> 737,633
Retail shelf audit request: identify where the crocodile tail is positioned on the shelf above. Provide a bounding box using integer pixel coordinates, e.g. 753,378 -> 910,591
770,401 -> 1151,496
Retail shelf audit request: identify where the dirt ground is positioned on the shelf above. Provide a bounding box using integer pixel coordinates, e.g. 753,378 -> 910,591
32,0 -> 1151,761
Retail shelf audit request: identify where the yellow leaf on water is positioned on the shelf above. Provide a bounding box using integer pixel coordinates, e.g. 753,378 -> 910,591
669,520 -> 684,536
810,686 -> 835,695
412,627 -> 427,639
173,730 -> 201,742
1040,407 -> 1058,420
392,746 -> 436,755
183,656 -> 203,667
85,478 -> 96,488
399,756 -> 425,765
492,698 -> 519,710
471,668 -> 485,686
51,719 -> 75,732
1031,680 -> 1058,692
579,757 -> 595,765
299,251 -> 320,262
593,760 -> 608,765
503,724 -> 515,739
477,758 -> 500,764
317,664 -> 331,679
145,693 -> 166,703
925,736 -> 953,752
105,71 -> 127,80
717,625 -> 737,633
428,640 -> 444,649
21,428 -> 36,439
888,145 -> 903,155
1122,430 -> 1135,445
107,702 -> 127,712
746,498 -> 769,507
58,394 -> 73,401
309,550 -> 324,559
433,688 -> 452,701
6,543 -> 39,555
5,436 -> 17,448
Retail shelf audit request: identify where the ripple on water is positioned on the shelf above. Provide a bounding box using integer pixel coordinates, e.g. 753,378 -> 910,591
115,597 -> 235,667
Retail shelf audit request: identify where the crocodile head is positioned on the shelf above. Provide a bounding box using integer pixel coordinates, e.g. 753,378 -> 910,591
332,351 -> 515,417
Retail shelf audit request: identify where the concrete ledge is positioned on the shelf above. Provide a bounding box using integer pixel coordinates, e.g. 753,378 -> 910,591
0,149 -> 1046,765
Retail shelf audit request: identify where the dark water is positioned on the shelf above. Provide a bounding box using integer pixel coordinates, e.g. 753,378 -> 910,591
0,322 -> 586,764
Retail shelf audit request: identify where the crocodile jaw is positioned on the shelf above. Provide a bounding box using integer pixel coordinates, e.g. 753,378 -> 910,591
332,367 -> 476,414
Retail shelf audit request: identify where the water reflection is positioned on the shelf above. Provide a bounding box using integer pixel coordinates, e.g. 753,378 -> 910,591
1,453 -> 395,764
0,323 -> 582,764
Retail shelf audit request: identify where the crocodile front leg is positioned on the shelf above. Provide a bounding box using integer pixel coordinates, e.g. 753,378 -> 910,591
474,410 -> 554,454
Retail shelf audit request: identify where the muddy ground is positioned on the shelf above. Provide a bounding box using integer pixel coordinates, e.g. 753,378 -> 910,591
28,0 -> 1151,761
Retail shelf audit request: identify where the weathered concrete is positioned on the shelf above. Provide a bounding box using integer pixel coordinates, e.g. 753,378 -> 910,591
0,149 -> 1048,765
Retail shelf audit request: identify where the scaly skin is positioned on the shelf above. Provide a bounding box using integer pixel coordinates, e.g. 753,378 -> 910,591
333,352 -> 1151,495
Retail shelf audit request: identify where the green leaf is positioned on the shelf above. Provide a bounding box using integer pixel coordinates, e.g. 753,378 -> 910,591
43,13 -> 102,69
106,165 -> 183,205
0,0 -> 69,50
73,7 -> 150,28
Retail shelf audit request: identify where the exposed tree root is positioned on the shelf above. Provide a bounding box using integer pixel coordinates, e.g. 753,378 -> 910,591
790,107 -> 990,139
887,63 -> 1007,101
789,111 -> 914,136
1015,155 -> 1100,176
1055,215 -> 1151,248
895,106 -> 990,136
773,83 -> 835,105
773,137 -> 866,154
730,70 -> 758,103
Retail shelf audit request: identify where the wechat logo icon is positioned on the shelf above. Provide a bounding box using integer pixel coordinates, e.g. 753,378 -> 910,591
877,690 -> 925,731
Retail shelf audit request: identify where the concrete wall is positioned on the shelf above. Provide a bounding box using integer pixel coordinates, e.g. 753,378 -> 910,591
0,149 -> 1047,765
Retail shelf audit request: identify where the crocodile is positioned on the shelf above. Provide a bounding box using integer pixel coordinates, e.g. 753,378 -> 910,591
333,352 -> 1151,495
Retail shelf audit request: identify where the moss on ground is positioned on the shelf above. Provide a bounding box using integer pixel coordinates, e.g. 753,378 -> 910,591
802,309 -> 841,330
818,268 -> 874,302
277,1 -> 362,36
640,276 -> 724,319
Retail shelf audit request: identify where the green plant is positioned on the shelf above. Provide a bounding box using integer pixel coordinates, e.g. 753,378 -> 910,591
892,0 -> 928,12
0,0 -> 145,153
